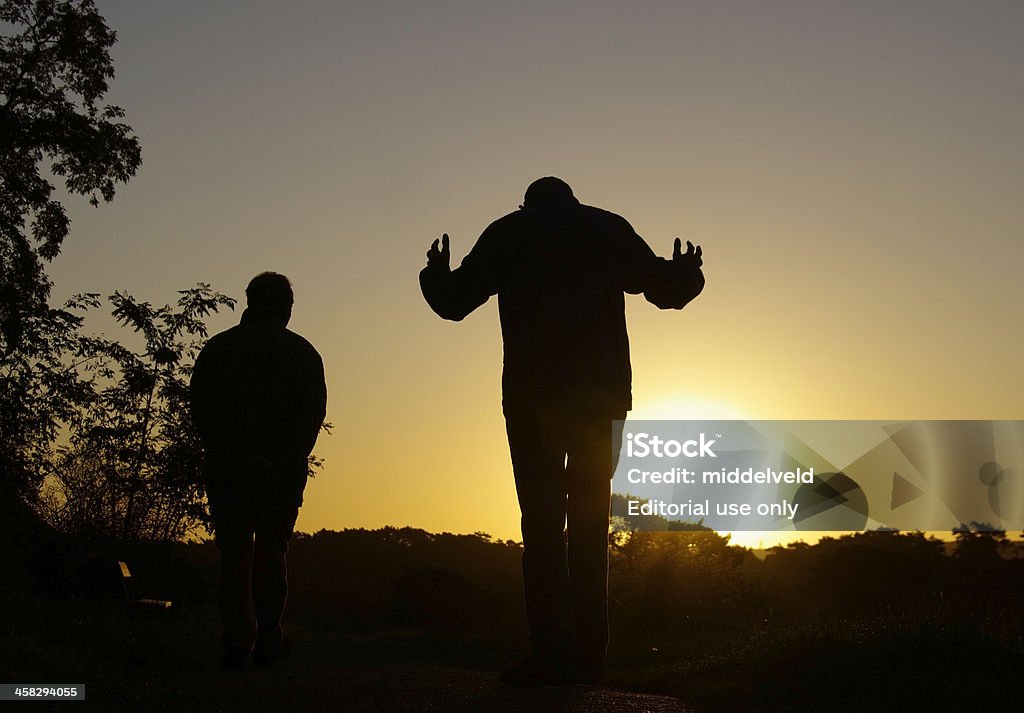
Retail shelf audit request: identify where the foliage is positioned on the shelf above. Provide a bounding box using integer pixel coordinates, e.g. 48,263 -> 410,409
285,527 -> 524,638
34,285 -> 237,541
952,521 -> 1011,561
1,0 -> 140,494
610,529 -> 764,649
610,492 -> 711,536
0,292 -> 97,499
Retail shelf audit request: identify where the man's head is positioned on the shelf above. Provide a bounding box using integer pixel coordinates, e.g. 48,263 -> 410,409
244,272 -> 293,326
522,177 -> 575,209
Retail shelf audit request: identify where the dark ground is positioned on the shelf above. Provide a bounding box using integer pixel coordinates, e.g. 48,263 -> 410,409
5,607 -> 699,713
110,635 -> 698,713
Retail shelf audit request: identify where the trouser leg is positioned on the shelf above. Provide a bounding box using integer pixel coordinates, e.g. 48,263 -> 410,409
214,509 -> 258,652
252,505 -> 299,648
505,413 -> 571,659
565,414 -> 625,669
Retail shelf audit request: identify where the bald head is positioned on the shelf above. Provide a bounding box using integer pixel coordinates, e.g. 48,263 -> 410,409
523,177 -> 575,208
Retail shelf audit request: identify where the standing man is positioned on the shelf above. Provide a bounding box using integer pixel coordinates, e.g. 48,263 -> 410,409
191,272 -> 327,670
419,177 -> 705,686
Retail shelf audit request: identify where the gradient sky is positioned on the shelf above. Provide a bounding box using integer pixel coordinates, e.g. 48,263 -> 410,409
43,1 -> 1024,542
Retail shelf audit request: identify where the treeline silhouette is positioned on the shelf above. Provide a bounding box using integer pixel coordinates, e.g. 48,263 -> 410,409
286,526 -> 1022,707
159,526 -> 1012,644
4,511 -> 1021,707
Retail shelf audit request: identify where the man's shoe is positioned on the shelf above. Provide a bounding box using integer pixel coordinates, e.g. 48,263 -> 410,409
221,646 -> 253,671
253,637 -> 291,666
500,657 -> 574,687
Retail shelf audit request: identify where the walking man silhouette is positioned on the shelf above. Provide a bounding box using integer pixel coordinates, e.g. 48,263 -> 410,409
191,272 -> 327,670
419,177 -> 705,686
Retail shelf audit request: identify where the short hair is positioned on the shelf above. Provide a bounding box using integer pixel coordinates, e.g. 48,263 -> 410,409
523,176 -> 574,208
245,272 -> 293,309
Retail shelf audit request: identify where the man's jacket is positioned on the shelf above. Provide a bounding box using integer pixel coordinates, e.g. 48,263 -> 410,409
190,312 -> 327,506
419,197 -> 704,416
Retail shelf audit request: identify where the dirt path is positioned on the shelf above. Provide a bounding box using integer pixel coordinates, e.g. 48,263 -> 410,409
49,632 -> 698,713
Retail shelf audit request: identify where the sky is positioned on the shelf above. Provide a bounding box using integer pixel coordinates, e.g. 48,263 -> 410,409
41,1 -> 1024,543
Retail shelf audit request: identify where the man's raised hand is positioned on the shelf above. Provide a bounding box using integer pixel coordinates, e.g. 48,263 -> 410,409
673,237 -> 702,268
426,233 -> 451,269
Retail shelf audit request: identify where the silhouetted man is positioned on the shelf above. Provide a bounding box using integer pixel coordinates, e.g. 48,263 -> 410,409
191,272 -> 326,670
419,177 -> 704,686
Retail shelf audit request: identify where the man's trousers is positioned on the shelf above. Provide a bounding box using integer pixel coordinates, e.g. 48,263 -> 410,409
505,407 -> 625,669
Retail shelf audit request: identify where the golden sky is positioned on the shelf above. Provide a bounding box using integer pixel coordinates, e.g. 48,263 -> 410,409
49,1 -> 1024,541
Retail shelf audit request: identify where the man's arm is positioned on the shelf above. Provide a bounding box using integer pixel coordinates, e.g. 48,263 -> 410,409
189,344 -> 226,448
419,232 -> 498,321
276,341 -> 327,464
618,218 -> 705,309
300,350 -> 327,458
189,341 -> 254,485
642,237 -> 705,309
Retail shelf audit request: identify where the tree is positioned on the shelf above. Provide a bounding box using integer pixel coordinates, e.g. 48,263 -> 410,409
36,285 -> 237,541
952,522 -> 1009,563
1,0 -> 140,495
0,291 -> 97,500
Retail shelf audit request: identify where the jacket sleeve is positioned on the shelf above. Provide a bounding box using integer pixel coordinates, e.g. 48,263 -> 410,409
279,343 -> 327,465
300,349 -> 327,458
617,218 -> 705,310
189,343 -> 231,449
419,226 -> 501,321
